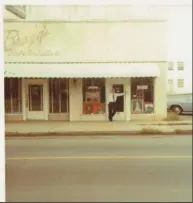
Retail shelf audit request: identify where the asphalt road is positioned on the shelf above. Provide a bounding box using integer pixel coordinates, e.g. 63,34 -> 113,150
6,135 -> 192,202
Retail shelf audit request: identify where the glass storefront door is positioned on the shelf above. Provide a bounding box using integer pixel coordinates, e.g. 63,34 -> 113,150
26,79 -> 46,120
28,84 -> 43,112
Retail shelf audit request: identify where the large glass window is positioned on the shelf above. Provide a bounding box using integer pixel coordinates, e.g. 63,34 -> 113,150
49,79 -> 69,113
4,78 -> 22,113
82,78 -> 105,114
131,77 -> 154,114
28,84 -> 43,111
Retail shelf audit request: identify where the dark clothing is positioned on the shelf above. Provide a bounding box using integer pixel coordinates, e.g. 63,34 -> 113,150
108,102 -> 117,121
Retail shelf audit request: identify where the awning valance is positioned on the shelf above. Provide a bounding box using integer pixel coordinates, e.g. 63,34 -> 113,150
4,63 -> 160,78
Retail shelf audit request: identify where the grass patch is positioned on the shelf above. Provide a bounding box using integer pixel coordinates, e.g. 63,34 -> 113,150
140,127 -> 163,135
163,111 -> 181,121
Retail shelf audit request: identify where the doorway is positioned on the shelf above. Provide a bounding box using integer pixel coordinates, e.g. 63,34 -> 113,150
106,79 -> 126,121
25,79 -> 47,120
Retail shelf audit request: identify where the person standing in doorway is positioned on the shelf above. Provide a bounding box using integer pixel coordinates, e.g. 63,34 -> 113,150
108,87 -> 125,122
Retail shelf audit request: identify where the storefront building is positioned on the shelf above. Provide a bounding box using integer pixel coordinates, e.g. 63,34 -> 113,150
4,20 -> 168,121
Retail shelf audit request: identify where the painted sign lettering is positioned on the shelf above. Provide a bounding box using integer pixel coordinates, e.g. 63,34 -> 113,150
4,24 -> 61,56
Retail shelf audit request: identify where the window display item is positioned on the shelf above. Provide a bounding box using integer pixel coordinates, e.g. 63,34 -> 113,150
132,99 -> 143,113
144,102 -> 154,113
83,85 -> 105,114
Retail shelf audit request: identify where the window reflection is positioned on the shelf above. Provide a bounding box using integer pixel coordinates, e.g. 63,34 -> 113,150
82,78 -> 105,114
4,78 -> 22,113
28,85 -> 43,111
131,77 -> 154,114
49,79 -> 69,113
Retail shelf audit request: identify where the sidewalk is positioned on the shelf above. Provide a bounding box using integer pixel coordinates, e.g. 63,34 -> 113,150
5,120 -> 192,136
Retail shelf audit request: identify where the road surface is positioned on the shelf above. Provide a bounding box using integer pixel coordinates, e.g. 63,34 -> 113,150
6,135 -> 192,202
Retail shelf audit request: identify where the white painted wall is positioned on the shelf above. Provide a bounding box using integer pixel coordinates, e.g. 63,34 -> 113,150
166,6 -> 192,94
154,63 -> 168,119
23,5 -> 190,22
23,5 -> 146,21
69,79 -> 82,121
167,60 -> 192,93
4,21 -> 168,62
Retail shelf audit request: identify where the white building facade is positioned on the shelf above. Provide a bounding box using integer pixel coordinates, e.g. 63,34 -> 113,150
4,19 -> 168,122
167,60 -> 192,94
166,4 -> 192,94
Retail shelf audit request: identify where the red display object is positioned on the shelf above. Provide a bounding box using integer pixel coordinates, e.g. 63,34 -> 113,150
83,102 -> 105,114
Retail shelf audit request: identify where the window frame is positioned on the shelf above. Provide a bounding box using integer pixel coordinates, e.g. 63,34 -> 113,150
177,79 -> 184,88
168,79 -> 173,85
168,62 -> 174,70
177,62 -> 184,71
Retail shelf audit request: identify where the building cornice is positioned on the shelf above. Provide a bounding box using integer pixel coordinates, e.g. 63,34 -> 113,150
5,61 -> 168,64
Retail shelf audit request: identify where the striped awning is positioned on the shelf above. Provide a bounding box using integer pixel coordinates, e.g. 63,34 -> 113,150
4,63 -> 160,78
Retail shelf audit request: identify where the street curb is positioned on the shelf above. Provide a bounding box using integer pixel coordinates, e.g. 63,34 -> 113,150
5,130 -> 193,137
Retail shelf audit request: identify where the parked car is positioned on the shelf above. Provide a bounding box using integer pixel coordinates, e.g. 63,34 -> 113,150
167,93 -> 192,115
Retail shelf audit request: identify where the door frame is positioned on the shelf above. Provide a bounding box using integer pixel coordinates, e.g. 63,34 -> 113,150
106,78 -> 130,121
23,79 -> 48,120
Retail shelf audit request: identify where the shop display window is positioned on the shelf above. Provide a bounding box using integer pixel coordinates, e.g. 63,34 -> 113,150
82,78 -> 105,114
4,78 -> 22,113
131,77 -> 154,114
49,78 -> 69,113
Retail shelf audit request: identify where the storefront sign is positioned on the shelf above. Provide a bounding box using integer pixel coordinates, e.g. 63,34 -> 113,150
88,86 -> 99,89
4,21 -> 167,62
137,85 -> 148,90
85,91 -> 100,102
4,24 -> 61,56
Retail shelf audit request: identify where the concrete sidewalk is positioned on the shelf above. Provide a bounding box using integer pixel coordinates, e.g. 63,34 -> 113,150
5,120 -> 192,136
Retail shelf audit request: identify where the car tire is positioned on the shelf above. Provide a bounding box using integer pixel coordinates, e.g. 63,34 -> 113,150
171,105 -> 183,115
